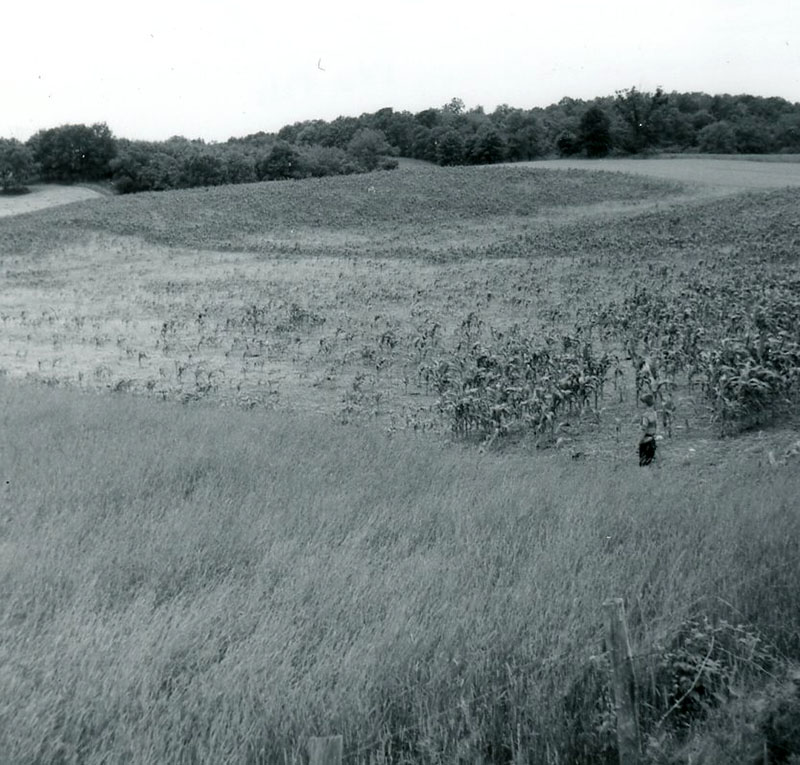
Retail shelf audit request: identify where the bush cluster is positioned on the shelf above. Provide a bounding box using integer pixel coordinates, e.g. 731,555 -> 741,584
110,131 -> 398,194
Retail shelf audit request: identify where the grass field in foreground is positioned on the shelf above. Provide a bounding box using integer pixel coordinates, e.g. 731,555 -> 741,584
2,381 -> 799,764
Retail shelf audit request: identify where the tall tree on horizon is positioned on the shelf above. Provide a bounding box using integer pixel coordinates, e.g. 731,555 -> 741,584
578,105 -> 613,157
614,87 -> 668,153
27,122 -> 116,182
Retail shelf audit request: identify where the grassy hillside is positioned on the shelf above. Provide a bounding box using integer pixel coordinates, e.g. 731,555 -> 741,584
1,381 -> 799,764
0,164 -> 686,255
2,161 -> 800,763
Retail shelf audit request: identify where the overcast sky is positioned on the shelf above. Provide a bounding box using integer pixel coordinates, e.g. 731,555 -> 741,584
3,0 -> 799,143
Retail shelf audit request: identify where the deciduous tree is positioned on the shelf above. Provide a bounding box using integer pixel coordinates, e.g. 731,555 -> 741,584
697,121 -> 737,153
256,141 -> 300,180
347,128 -> 392,171
27,122 -> 116,182
0,139 -> 37,190
614,87 -> 668,153
578,105 -> 613,157
434,128 -> 466,166
467,124 -> 506,164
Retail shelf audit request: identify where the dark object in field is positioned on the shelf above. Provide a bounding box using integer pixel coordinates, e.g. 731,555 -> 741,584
639,436 -> 657,466
639,392 -> 658,466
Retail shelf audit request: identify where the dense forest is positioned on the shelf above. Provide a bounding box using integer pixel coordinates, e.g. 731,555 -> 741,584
2,88 -> 800,194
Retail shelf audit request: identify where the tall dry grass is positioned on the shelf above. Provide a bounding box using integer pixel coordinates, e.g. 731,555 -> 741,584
1,380 -> 798,763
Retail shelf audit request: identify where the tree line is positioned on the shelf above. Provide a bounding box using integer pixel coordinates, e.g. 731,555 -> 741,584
0,123 -> 397,194
2,88 -> 800,194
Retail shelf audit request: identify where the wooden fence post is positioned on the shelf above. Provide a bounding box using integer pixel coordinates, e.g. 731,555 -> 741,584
308,735 -> 343,765
603,598 -> 642,765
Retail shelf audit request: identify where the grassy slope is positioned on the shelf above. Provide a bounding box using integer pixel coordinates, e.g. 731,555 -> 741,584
1,382 -> 799,764
2,164 -> 800,763
0,164 -> 686,255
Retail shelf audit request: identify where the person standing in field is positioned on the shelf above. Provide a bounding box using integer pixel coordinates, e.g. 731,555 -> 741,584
639,392 -> 658,466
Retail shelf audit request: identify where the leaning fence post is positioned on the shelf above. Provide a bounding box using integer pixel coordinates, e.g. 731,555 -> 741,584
308,735 -> 343,765
603,598 -> 642,765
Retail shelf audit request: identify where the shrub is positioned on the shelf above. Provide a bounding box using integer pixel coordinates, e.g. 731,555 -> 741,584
564,617 -> 780,764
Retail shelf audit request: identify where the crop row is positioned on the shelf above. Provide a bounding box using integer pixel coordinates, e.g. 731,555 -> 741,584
583,257 -> 800,433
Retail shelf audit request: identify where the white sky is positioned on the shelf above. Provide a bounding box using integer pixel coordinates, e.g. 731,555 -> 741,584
2,0 -> 799,142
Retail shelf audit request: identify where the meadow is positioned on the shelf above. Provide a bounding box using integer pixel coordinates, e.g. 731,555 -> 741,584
1,160 -> 800,763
